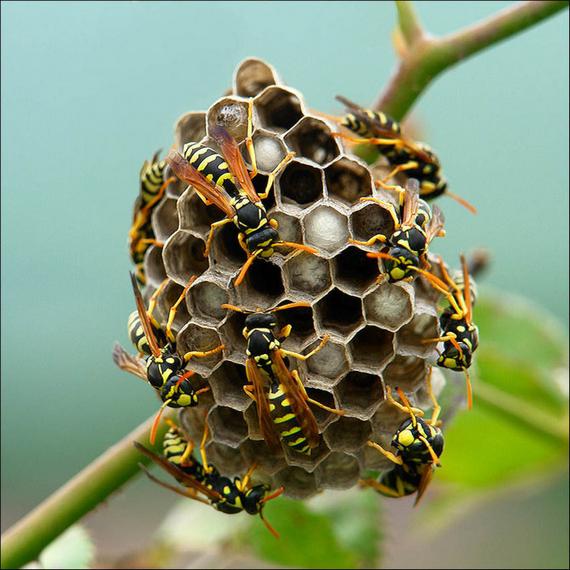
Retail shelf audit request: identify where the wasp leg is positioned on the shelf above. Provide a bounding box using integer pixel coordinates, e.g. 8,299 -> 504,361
379,161 -> 419,187
139,465 -> 210,505
257,151 -> 295,200
280,334 -> 330,361
332,132 -> 403,147
183,344 -> 224,362
166,275 -> 197,343
367,440 -> 403,466
245,98 -> 258,180
194,189 -> 214,207
425,367 -> 441,426
349,234 -> 388,248
291,370 -> 345,415
359,478 -> 402,498
421,334 -> 455,345
243,384 -> 257,402
137,238 -> 164,248
240,463 -> 258,491
360,196 -> 401,229
147,278 -> 169,324
277,324 -> 292,342
199,418 -> 211,473
384,385 -> 424,418
204,218 -> 232,258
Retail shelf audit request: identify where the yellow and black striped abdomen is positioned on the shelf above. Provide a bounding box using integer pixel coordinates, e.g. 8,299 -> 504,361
342,110 -> 401,138
140,159 -> 167,204
182,142 -> 238,197
268,382 -> 311,455
162,428 -> 205,481
128,311 -> 150,355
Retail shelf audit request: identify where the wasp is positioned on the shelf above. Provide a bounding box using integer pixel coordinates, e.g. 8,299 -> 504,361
351,179 -> 446,283
129,152 -> 176,285
331,95 -> 476,214
113,273 -> 224,443
221,302 -> 344,455
166,99 -> 316,286
362,376 -> 443,505
135,418 -> 284,538
420,254 -> 480,409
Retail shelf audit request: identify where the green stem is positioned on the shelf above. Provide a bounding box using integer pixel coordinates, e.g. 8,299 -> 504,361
1,410 -> 175,570
476,381 -> 569,445
375,1 -> 569,120
395,0 -> 425,46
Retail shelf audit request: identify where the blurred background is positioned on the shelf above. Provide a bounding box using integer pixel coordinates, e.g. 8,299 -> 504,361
1,1 -> 568,568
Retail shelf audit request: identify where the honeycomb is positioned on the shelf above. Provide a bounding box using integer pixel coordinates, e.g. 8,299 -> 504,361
138,57 -> 448,499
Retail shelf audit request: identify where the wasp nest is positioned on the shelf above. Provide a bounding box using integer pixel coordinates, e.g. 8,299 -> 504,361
143,58 -> 446,499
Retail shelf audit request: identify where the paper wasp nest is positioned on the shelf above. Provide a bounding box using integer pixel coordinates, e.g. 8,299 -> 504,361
144,58 -> 445,499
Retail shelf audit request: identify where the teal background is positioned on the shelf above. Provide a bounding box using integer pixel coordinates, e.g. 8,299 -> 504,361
1,1 -> 568,567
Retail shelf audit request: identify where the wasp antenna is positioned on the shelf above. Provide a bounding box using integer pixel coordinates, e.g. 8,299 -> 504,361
150,399 -> 172,445
272,301 -> 311,313
259,511 -> 280,540
221,303 -> 247,314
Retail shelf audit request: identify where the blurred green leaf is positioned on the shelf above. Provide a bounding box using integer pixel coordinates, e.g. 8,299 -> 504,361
437,291 -> 568,490
315,490 -> 382,568
29,525 -> 94,570
248,497 -> 358,569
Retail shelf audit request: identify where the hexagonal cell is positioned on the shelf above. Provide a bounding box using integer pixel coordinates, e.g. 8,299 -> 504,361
283,250 -> 331,298
233,58 -> 280,98
314,289 -> 363,336
335,371 -> 384,420
240,439 -> 286,476
369,398 -> 411,437
274,466 -> 319,499
383,354 -> 429,392
397,308 -> 440,358
176,323 -> 224,374
238,259 -> 285,308
303,206 -> 350,256
218,310 -> 247,357
332,246 -> 378,294
268,210 -> 302,245
178,189 -> 225,236
306,387 -> 340,428
144,245 -> 167,287
188,279 -> 229,324
306,338 -> 350,379
277,160 -> 324,207
414,367 -> 446,412
204,440 -> 246,476
207,97 -> 249,141
208,360 -> 250,411
363,282 -> 415,332
350,201 -> 396,244
209,222 -> 247,272
246,129 -> 288,172
323,416 -> 372,453
317,452 -> 361,490
179,396 -> 213,439
361,433 -> 396,471
276,302 -> 316,345
348,326 -> 395,372
163,230 -> 208,284
207,405 -> 249,447
174,111 -> 207,150
284,117 -> 340,166
325,157 -> 373,206
155,280 -> 190,335
152,197 -> 179,242
254,86 -> 304,132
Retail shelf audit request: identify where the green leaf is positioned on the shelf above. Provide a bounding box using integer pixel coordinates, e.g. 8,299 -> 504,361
247,497 -> 357,569
36,525 -> 94,570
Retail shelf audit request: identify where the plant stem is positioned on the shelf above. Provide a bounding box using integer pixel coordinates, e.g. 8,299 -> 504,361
375,1 -> 569,120
1,410 -> 175,570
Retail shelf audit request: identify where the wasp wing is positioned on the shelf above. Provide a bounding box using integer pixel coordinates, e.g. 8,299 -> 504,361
401,179 -> 420,227
134,441 -> 223,502
245,358 -> 282,452
425,205 -> 445,244
112,343 -> 147,381
166,150 -> 235,218
414,465 -> 434,507
129,272 -> 161,357
272,350 -> 320,449
210,126 -> 260,204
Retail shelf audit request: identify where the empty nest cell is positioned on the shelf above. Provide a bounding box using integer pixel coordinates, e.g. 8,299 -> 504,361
316,452 -> 361,490
335,370 -> 384,419
162,230 -> 208,284
314,288 -> 363,336
234,58 -> 280,98
382,354 -> 429,392
284,116 -> 340,166
254,86 -> 304,132
187,279 -> 229,324
325,157 -> 373,205
207,405 -> 250,447
207,360 -> 250,411
152,197 -> 179,243
174,111 -> 207,150
323,416 -> 372,453
348,326 -> 395,372
332,246 -> 379,293
277,160 -> 324,207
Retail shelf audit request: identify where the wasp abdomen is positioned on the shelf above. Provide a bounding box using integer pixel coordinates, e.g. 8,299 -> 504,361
183,142 -> 238,196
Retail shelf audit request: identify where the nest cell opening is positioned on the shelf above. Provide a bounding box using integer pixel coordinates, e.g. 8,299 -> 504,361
144,245 -> 167,287
306,387 -> 338,426
207,98 -> 249,140
240,259 -> 285,305
207,405 -> 249,447
163,231 -> 208,284
152,197 -> 179,243
325,157 -> 373,205
382,355 -> 428,392
348,326 -> 395,372
278,160 -> 324,207
234,59 -> 279,98
189,280 -> 229,324
278,303 -> 316,343
208,361 -> 250,411
350,202 -> 396,244
283,252 -> 332,297
363,283 -> 414,332
240,440 -> 287,476
178,190 -> 225,236
323,417 -> 372,452
210,223 -> 248,271
255,87 -> 304,131
335,371 -> 384,418
174,112 -> 207,150
305,339 -> 350,379
315,288 -> 363,335
317,452 -> 360,490
397,311 -> 440,357
268,210 -> 302,245
284,117 -> 340,166
333,246 -> 379,293
176,324 -> 224,373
